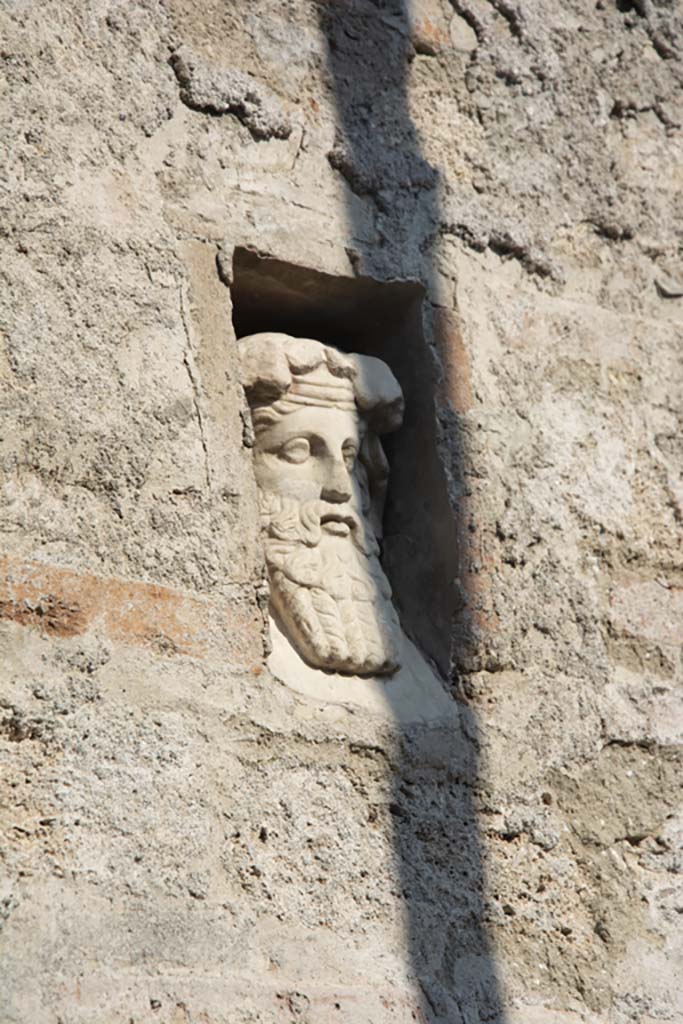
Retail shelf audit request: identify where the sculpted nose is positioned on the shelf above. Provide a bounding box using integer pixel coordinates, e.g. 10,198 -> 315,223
320,458 -> 352,504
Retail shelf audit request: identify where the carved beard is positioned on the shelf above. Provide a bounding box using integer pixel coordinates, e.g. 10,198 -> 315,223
259,492 -> 401,676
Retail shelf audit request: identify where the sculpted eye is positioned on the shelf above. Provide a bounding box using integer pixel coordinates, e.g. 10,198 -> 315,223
279,437 -> 311,464
342,442 -> 358,468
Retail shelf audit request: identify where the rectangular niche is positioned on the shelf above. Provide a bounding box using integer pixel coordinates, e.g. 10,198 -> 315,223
230,246 -> 459,678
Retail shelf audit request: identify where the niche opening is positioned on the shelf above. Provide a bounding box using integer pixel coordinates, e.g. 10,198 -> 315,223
230,247 -> 458,678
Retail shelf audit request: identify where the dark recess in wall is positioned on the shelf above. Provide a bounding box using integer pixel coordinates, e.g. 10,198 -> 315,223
230,246 -> 458,677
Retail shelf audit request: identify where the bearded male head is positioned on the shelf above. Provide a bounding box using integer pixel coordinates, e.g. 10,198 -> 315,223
239,332 -> 404,676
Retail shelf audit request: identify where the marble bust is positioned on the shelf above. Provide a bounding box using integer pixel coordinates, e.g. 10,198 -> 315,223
239,332 -> 404,677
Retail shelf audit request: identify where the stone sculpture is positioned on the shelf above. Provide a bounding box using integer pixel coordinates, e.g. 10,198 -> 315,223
239,332 -> 404,677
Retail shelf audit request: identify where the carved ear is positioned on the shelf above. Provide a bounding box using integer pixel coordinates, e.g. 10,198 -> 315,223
349,354 -> 404,434
238,333 -> 293,403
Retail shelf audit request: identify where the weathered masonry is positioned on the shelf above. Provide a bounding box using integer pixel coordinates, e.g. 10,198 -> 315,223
1,2 -> 681,1023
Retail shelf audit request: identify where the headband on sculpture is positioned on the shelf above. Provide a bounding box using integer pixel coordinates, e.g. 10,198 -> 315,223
238,332 -> 404,434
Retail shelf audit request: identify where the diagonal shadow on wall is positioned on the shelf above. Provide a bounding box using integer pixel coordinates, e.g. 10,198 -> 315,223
316,2 -> 508,1020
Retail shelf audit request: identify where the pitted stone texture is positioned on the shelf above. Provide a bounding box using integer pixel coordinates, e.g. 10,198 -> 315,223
1,0 -> 682,1022
170,45 -> 292,140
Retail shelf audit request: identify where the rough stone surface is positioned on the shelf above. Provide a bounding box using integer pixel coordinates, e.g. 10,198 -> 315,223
1,1 -> 682,1023
170,45 -> 292,141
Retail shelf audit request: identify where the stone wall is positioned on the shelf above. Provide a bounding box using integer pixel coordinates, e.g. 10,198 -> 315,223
1,2 -> 681,1022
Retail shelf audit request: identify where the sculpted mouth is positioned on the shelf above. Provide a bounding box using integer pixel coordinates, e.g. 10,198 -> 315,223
320,511 -> 355,536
